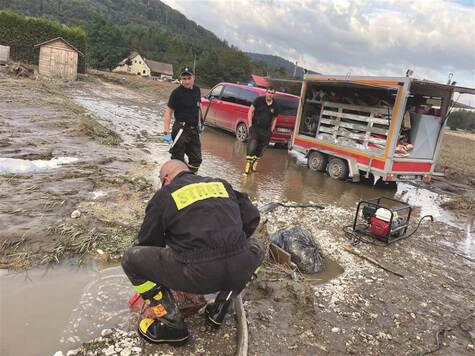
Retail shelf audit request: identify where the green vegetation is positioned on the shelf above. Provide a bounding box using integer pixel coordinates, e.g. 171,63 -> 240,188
0,10 -> 87,70
447,109 -> 475,132
0,0 -> 293,85
78,113 -> 122,146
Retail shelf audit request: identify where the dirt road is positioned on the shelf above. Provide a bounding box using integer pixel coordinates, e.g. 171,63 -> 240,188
0,72 -> 474,355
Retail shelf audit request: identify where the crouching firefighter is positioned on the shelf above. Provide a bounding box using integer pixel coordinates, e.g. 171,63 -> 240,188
121,159 -> 264,345
243,87 -> 281,175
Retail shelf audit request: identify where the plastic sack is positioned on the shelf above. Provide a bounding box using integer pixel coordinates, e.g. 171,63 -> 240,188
270,225 -> 325,274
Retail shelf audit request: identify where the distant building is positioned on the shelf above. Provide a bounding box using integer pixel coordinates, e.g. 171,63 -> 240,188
113,52 -> 173,80
144,58 -> 173,80
34,37 -> 83,81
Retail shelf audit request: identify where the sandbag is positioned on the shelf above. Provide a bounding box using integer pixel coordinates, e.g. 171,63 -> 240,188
270,225 -> 325,273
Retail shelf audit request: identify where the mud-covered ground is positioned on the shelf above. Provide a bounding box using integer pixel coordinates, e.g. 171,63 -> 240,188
1,71 -> 474,356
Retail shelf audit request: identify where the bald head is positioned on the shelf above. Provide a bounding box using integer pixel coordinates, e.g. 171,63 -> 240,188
159,160 -> 189,186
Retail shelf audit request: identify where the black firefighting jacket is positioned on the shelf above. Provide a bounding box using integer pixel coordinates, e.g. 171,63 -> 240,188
137,171 -> 260,261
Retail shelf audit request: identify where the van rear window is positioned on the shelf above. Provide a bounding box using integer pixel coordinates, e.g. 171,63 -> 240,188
275,96 -> 299,116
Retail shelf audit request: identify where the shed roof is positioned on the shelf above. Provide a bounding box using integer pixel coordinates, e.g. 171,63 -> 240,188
34,37 -> 83,56
251,74 -> 271,88
144,59 -> 173,76
118,51 -> 141,65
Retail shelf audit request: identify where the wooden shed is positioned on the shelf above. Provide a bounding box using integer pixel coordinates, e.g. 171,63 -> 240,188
34,37 -> 83,80
0,45 -> 10,64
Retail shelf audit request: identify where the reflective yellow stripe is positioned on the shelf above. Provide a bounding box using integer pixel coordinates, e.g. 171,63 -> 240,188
134,280 -> 156,294
139,318 -> 155,333
172,182 -> 229,210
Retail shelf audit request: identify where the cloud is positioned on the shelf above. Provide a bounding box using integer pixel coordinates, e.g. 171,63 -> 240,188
162,0 -> 475,88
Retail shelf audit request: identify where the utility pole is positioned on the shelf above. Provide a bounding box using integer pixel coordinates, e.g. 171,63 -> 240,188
293,61 -> 298,78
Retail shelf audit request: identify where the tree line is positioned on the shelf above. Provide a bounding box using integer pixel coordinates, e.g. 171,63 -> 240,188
448,109 -> 475,132
0,0 -> 289,86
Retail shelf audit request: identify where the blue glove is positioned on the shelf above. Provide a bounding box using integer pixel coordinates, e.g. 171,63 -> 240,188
163,133 -> 172,144
198,122 -> 205,134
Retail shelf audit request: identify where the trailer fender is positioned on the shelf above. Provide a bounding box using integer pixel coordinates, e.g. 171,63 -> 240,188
346,157 -> 360,182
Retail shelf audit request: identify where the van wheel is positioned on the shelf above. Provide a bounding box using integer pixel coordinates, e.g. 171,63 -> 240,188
236,123 -> 248,142
308,151 -> 327,172
327,158 -> 349,180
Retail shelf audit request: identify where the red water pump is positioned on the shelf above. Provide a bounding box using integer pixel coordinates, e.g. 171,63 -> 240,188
351,197 -> 413,244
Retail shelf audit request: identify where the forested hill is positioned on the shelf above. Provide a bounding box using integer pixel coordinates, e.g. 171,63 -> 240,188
0,0 -> 298,84
246,52 -> 319,78
0,0 -> 226,52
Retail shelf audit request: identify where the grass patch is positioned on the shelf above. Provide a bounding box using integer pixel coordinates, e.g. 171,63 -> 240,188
78,113 -> 122,146
436,132 -> 475,183
441,196 -> 475,211
15,148 -> 53,160
0,138 -> 11,147
43,222 -> 107,264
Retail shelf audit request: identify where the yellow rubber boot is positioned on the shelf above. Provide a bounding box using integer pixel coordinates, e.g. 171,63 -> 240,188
243,161 -> 252,175
252,159 -> 259,172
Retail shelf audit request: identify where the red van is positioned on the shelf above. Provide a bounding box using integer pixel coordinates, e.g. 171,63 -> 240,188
201,83 -> 299,145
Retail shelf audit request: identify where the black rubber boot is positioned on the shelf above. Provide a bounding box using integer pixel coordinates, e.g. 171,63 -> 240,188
205,291 -> 234,329
138,287 -> 189,345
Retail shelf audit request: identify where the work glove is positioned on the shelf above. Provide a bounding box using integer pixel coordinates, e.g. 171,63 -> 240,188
198,122 -> 205,134
163,133 -> 172,144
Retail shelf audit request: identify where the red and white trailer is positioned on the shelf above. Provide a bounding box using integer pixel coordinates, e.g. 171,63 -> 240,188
290,75 -> 474,183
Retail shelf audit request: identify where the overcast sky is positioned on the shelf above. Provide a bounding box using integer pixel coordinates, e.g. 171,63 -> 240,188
162,0 -> 474,103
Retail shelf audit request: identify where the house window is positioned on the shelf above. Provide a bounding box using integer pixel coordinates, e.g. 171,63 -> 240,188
143,70 -> 146,74
127,67 -> 131,72
139,61 -> 142,64
134,60 -> 137,63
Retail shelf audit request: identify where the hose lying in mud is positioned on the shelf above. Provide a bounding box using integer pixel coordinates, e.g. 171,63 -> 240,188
421,312 -> 475,355
343,215 -> 434,246
234,295 -> 248,356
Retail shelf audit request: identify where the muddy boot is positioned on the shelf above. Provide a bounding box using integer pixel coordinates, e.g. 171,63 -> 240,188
251,158 -> 259,172
187,163 -> 199,174
138,287 -> 189,345
243,160 -> 252,176
205,291 -> 235,328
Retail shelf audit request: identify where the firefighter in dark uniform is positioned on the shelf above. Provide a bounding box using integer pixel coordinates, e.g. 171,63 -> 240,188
163,67 -> 203,173
121,160 -> 264,345
244,87 -> 281,175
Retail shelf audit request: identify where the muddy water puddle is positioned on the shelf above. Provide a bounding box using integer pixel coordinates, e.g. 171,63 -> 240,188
0,261 -> 133,356
0,257 -> 344,356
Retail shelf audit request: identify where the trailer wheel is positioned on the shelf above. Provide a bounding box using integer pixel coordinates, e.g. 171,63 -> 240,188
236,123 -> 248,142
308,151 -> 328,172
327,158 -> 349,180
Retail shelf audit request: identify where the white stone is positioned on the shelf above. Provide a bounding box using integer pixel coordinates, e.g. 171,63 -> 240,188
71,210 -> 81,219
331,327 -> 340,333
101,329 -> 113,337
103,345 -> 116,356
96,249 -> 104,255
120,348 -> 132,356
53,352 -> 64,356
66,349 -> 80,356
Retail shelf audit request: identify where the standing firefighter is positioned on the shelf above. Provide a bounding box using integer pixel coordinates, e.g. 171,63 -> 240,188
163,67 -> 203,173
243,87 -> 281,175
121,160 -> 264,345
